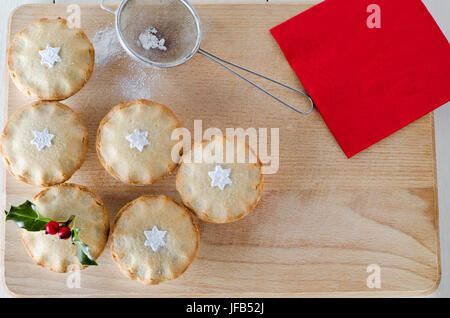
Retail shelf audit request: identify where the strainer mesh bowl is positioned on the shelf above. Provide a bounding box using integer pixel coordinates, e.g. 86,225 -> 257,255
117,0 -> 201,67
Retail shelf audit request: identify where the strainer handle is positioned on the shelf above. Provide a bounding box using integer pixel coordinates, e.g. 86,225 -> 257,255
197,48 -> 314,115
100,0 -> 116,14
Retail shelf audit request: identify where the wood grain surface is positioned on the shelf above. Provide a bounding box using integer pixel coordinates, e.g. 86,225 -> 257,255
2,3 -> 440,297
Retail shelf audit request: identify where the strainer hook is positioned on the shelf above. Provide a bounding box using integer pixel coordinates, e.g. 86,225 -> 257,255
100,0 -> 116,14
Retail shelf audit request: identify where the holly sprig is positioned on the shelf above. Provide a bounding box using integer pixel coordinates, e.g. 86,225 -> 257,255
5,201 -> 51,231
5,201 -> 98,266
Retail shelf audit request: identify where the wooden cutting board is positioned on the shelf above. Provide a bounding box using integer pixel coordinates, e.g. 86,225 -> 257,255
1,3 -> 440,297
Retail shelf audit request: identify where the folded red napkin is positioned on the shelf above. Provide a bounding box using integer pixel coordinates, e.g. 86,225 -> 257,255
271,0 -> 450,157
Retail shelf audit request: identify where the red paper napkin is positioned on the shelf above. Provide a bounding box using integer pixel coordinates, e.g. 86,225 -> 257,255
271,0 -> 450,158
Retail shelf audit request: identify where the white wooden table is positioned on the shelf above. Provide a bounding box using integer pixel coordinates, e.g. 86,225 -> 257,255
0,0 -> 449,297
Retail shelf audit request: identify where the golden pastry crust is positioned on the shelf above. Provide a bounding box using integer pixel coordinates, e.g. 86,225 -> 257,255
176,135 -> 264,223
7,18 -> 95,100
96,99 -> 182,185
0,101 -> 88,187
21,183 -> 110,273
110,195 -> 199,285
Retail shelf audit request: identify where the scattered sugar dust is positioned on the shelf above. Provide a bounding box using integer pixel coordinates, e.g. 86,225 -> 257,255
91,27 -> 122,68
91,26 -> 163,101
119,62 -> 161,100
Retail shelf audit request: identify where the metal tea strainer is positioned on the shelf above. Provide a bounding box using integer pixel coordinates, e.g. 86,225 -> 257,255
100,0 -> 314,114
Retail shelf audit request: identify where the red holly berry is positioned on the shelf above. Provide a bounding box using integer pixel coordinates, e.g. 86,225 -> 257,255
58,226 -> 72,240
45,221 -> 60,235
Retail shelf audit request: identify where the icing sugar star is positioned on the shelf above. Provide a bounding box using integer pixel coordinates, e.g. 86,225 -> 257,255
30,128 -> 54,151
208,165 -> 232,190
39,45 -> 62,68
144,226 -> 167,252
125,129 -> 150,152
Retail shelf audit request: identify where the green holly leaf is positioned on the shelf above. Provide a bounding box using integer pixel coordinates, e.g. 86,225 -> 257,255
5,201 -> 97,266
71,228 -> 98,266
4,201 -> 51,231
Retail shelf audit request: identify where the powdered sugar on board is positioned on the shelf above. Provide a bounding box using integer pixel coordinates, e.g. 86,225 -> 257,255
91,27 -> 121,68
91,26 -> 163,100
